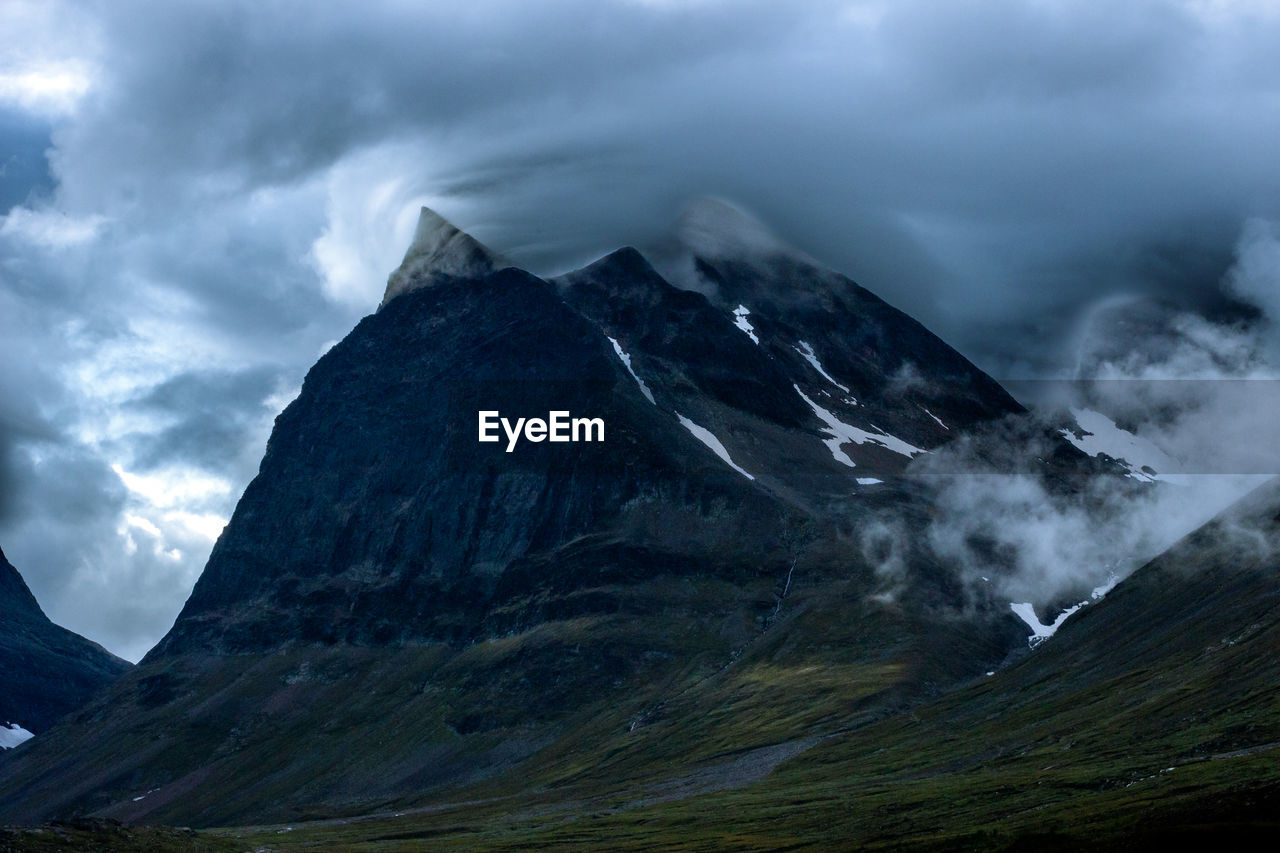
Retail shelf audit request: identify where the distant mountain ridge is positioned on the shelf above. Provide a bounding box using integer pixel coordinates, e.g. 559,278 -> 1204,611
0,547 -> 131,739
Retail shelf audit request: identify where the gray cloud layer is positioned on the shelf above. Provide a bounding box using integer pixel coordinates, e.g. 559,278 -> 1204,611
2,0 -> 1280,658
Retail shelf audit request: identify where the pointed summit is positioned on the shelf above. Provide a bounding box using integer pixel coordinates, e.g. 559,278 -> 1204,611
0,546 -> 42,622
381,207 -> 504,306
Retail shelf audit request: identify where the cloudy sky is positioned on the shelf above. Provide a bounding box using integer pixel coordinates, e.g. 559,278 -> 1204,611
3,0 -> 1280,660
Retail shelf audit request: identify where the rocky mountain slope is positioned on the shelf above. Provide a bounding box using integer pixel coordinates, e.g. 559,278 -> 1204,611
0,547 -> 131,743
0,203 -> 1074,827
208,476 -> 1280,850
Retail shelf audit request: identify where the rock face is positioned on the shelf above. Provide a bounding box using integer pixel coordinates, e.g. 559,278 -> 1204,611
0,547 -> 131,737
0,205 -> 1034,825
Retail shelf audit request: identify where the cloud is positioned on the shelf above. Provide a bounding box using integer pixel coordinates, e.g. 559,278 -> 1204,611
1225,218 -> 1280,347
1060,220 -> 1280,477
44,0 -> 1280,333
0,64 -> 92,115
0,111 -> 54,212
123,367 -> 284,472
911,417 -> 1265,617
906,218 -> 1280,635
0,207 -> 104,246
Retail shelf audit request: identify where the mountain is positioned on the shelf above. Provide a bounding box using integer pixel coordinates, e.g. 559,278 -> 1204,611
0,203 -> 1045,826
0,547 -> 131,744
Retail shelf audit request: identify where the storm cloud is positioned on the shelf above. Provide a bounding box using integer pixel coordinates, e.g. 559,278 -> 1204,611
2,0 -> 1280,658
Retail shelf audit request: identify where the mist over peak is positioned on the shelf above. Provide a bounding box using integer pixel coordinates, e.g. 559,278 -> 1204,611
670,196 -> 792,260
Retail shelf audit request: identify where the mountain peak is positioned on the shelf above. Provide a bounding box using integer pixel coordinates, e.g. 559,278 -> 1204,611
381,207 -> 504,307
571,245 -> 656,279
1,545 -> 132,735
0,546 -> 42,622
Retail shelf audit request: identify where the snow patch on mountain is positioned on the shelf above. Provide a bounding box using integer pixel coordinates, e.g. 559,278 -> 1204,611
1011,573 -> 1121,647
1061,408 -> 1176,482
733,305 -> 759,344
608,336 -> 655,404
794,385 -> 926,465
922,407 -> 948,430
1090,573 -> 1120,601
794,341 -> 849,392
1010,601 -> 1081,645
1,722 -> 34,749
676,414 -> 755,480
